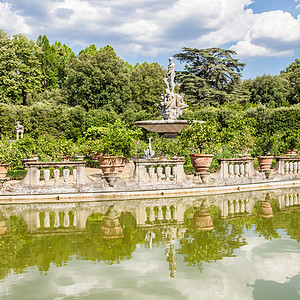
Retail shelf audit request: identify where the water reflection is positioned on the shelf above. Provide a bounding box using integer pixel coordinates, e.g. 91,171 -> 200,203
1,188 -> 300,298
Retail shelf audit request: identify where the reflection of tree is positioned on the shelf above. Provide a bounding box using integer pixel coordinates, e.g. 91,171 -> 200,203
179,207 -> 246,272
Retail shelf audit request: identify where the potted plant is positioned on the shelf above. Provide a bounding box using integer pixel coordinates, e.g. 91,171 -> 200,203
179,121 -> 219,173
251,133 -> 284,170
282,129 -> 300,156
83,120 -> 141,184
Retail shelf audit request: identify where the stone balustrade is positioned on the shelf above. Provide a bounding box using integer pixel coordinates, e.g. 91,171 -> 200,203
21,161 -> 91,186
145,205 -> 177,224
217,158 -> 255,179
275,156 -> 300,175
132,158 -> 186,184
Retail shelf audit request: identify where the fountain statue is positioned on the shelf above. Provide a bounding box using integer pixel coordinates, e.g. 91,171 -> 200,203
135,58 -> 189,139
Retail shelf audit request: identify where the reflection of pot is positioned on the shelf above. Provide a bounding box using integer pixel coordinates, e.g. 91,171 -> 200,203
190,154 -> 214,173
257,156 -> 273,170
257,202 -> 274,218
100,206 -> 123,239
0,220 -> 7,235
192,206 -> 214,231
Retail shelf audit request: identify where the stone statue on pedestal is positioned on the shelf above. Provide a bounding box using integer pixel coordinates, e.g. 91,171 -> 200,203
158,58 -> 188,120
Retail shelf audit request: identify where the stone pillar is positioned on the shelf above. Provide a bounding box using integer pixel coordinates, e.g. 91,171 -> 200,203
75,162 -> 91,185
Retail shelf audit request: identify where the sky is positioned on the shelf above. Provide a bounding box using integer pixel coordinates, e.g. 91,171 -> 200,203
0,0 -> 299,78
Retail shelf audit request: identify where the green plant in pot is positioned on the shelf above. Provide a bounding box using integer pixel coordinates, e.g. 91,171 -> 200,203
83,120 -> 141,182
179,121 -> 220,173
251,132 -> 284,170
282,129 -> 300,155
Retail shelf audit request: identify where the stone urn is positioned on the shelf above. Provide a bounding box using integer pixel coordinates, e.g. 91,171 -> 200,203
98,155 -> 126,186
0,163 -> 10,179
191,206 -> 214,231
257,156 -> 273,170
257,202 -> 274,218
190,154 -> 214,173
99,206 -> 123,239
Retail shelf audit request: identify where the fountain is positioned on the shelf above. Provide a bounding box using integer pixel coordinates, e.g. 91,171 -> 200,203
135,57 -> 189,139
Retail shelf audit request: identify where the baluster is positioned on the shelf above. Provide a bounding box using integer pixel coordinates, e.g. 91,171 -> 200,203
73,211 -> 77,227
228,163 -> 234,177
294,162 -> 298,174
54,210 -> 60,227
240,163 -> 245,177
166,206 -> 171,220
157,165 -> 163,180
298,161 -> 300,173
63,167 -> 70,183
234,164 -> 240,177
290,195 -> 294,206
245,199 -> 250,212
165,165 -> 171,181
37,211 -> 41,229
234,200 -> 240,213
54,168 -> 60,183
285,195 -> 290,207
173,206 -> 177,220
157,207 -> 163,221
44,211 -> 50,228
240,200 -> 245,213
44,169 -> 50,184
295,194 -> 299,205
245,163 -> 250,177
37,169 -> 41,184
63,211 -> 70,227
290,161 -> 294,174
73,168 -> 77,182
284,162 -> 289,174
172,166 -> 177,181
229,200 -> 234,214
149,166 -> 155,181
149,208 -> 155,222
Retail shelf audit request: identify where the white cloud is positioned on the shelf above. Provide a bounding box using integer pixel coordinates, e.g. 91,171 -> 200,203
0,2 -> 32,35
230,11 -> 300,57
0,0 -> 299,60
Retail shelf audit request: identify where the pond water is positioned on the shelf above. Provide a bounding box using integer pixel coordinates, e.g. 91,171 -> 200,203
1,188 -> 300,299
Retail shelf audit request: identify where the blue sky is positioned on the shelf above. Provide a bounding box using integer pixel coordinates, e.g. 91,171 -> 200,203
0,0 -> 299,79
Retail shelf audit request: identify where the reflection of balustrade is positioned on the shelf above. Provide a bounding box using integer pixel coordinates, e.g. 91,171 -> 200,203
37,210 -> 76,229
133,158 -> 186,184
145,205 -> 177,224
21,161 -> 91,186
217,158 -> 255,179
276,157 -> 300,175
228,199 -> 250,215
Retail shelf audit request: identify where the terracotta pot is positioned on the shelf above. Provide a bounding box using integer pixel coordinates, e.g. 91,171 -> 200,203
0,164 -> 9,179
192,207 -> 214,231
257,202 -> 274,218
98,156 -> 126,175
257,156 -> 273,170
190,154 -> 214,173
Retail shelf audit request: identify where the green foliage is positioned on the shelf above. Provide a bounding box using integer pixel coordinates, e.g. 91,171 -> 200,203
83,119 -> 142,158
179,121 -> 220,154
174,47 -> 245,106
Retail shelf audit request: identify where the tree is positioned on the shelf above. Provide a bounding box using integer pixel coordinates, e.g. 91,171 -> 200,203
129,62 -> 165,114
174,47 -> 245,106
246,75 -> 290,107
66,45 -> 131,111
280,59 -> 300,105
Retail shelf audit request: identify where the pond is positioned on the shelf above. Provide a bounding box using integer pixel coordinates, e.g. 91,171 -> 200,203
1,187 -> 300,299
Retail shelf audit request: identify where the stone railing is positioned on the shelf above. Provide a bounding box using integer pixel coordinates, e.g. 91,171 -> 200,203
132,158 -> 186,184
275,156 -> 300,175
21,161 -> 91,186
217,158 -> 255,179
